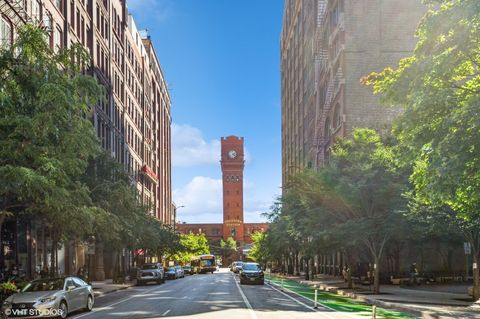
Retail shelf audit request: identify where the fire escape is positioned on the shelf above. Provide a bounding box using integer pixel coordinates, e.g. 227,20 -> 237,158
312,0 -> 329,167
0,0 -> 33,27
312,0 -> 346,167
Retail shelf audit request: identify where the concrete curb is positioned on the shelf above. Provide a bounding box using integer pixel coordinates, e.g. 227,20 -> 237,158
271,275 -> 479,319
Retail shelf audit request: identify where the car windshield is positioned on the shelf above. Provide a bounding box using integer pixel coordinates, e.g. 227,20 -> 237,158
168,267 -> 176,271
22,279 -> 64,292
141,264 -> 157,270
243,264 -> 261,271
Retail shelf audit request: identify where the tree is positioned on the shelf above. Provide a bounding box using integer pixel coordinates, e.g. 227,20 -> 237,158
0,26 -> 105,273
248,231 -> 269,264
220,237 -> 238,263
172,233 -> 210,264
363,0 -> 480,299
323,129 -> 408,293
261,198 -> 301,274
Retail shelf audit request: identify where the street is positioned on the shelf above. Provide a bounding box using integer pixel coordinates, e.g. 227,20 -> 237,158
69,269 -> 349,319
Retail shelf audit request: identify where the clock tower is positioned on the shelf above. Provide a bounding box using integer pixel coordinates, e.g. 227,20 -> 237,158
221,136 -> 245,242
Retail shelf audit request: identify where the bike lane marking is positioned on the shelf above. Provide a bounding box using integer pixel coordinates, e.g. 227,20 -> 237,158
266,280 -> 364,319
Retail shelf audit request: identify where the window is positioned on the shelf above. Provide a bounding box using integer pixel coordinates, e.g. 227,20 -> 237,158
54,25 -> 62,50
333,103 -> 341,129
0,15 -> 12,48
324,117 -> 331,137
32,0 -> 41,22
55,0 -> 62,11
44,12 -> 53,47
70,1 -> 74,29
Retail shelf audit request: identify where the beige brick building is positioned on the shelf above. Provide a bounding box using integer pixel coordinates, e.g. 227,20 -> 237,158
0,0 -> 173,278
281,0 -> 425,184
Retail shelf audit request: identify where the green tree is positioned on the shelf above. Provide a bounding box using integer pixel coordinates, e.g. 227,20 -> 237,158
261,199 -> 301,274
324,129 -> 408,293
364,0 -> 480,299
172,232 -> 210,264
248,231 -> 268,263
0,26 -> 105,273
220,237 -> 238,263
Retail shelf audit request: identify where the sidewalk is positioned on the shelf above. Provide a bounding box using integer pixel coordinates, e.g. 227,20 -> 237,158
91,279 -> 134,297
271,273 -> 480,319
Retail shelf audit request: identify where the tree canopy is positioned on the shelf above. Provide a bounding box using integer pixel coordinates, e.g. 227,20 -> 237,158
0,25 -> 105,239
363,0 -> 480,299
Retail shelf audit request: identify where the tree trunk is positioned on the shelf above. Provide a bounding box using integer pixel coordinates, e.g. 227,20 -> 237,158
294,252 -> 299,276
50,238 -> 57,277
473,252 -> 479,301
95,242 -> 105,281
308,257 -> 314,280
373,256 -> 380,294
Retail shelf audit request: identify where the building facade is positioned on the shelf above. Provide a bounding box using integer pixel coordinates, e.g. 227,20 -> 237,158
0,0 -> 173,279
281,0 -> 425,184
280,0 -> 470,278
176,136 -> 268,260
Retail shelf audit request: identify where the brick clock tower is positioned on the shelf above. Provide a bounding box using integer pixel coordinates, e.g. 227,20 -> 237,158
221,136 -> 245,243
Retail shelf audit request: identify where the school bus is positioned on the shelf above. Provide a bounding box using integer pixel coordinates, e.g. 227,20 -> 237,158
191,254 -> 216,274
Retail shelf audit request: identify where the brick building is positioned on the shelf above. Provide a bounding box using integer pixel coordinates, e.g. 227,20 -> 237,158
281,0 -> 425,182
280,0 -> 468,278
176,136 -> 268,260
0,0 -> 173,279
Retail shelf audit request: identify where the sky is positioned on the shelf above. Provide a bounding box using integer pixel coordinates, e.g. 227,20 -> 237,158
127,0 -> 284,224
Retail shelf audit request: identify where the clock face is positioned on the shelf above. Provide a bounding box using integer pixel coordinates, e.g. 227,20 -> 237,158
228,150 -> 237,159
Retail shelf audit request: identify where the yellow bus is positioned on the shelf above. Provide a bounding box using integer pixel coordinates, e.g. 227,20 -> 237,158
191,254 -> 216,274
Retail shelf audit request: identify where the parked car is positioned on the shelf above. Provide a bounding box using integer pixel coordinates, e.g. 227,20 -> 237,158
2,277 -> 94,319
175,266 -> 185,278
165,267 -> 180,280
239,262 -> 264,285
231,261 -> 244,273
182,266 -> 193,275
137,263 -> 165,285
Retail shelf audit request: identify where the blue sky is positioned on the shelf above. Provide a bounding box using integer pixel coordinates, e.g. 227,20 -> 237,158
128,0 -> 284,223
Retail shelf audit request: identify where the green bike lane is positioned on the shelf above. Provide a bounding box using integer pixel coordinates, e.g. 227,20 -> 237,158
265,274 -> 418,319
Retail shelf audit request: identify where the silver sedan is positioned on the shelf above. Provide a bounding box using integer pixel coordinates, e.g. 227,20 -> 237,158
2,276 -> 94,318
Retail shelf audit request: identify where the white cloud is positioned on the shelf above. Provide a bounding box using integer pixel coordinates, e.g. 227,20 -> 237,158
173,176 -> 223,223
172,123 -> 254,167
172,123 -> 221,167
173,176 -> 271,224
127,0 -> 172,24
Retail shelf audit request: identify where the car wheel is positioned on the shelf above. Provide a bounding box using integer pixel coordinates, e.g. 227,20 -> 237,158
58,301 -> 68,319
85,295 -> 94,312
260,280 -> 265,285
240,280 -> 244,285
162,276 -> 165,283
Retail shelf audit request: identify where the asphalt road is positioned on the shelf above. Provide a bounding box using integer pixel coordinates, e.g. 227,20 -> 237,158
69,269 -> 357,319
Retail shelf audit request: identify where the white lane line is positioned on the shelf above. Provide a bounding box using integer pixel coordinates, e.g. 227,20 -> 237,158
71,285 -> 163,319
266,281 -> 360,319
161,309 -> 171,316
234,276 -> 258,319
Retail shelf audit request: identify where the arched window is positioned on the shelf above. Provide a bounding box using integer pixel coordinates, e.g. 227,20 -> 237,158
333,103 -> 341,129
0,15 -> 12,48
324,117 -> 331,138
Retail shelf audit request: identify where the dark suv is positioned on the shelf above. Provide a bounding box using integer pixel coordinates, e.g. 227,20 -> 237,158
239,263 -> 264,285
137,263 -> 165,285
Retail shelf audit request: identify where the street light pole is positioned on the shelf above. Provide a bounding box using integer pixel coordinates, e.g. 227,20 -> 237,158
174,205 -> 185,232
